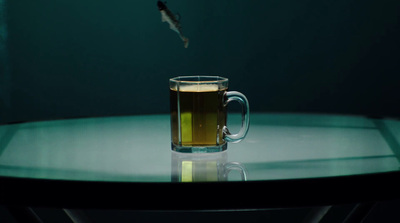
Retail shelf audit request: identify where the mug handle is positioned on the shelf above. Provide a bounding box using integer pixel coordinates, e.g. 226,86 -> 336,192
224,162 -> 248,181
223,91 -> 250,143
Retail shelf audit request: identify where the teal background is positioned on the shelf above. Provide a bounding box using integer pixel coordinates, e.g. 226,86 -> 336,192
1,0 -> 400,123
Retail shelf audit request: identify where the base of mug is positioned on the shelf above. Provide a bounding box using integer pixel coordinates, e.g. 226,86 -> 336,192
171,143 -> 227,153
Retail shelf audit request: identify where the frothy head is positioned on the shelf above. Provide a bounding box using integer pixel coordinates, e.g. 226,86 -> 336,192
170,84 -> 227,92
170,76 -> 229,92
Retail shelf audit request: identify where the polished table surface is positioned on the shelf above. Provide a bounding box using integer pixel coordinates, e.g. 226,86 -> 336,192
1,113 -> 400,209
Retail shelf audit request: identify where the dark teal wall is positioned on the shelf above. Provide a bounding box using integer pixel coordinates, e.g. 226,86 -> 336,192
2,0 -> 400,123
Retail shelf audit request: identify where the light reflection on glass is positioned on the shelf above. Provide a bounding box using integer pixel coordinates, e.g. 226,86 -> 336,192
171,151 -> 247,182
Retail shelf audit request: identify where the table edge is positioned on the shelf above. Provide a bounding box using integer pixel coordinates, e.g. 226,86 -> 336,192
1,171 -> 399,210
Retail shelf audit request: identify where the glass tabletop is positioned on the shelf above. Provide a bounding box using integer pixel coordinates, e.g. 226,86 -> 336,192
1,113 -> 399,182
1,113 -> 400,209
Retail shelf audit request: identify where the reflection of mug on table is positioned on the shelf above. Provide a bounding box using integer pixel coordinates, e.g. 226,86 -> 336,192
170,76 -> 250,153
171,151 -> 247,182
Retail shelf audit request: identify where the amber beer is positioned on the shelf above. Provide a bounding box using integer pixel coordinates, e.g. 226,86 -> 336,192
170,84 -> 227,147
170,76 -> 249,153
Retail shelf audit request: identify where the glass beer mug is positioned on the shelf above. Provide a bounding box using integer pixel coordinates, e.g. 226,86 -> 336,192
170,76 -> 250,153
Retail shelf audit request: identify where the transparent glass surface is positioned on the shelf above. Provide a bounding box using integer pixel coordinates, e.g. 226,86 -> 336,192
1,113 -> 399,183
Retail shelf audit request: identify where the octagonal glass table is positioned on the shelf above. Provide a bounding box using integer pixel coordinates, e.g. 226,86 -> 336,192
1,113 -> 400,210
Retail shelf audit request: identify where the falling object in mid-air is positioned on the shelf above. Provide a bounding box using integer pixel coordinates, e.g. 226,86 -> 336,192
157,1 -> 189,48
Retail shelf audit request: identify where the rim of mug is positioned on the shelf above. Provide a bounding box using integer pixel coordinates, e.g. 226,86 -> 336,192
170,76 -> 228,84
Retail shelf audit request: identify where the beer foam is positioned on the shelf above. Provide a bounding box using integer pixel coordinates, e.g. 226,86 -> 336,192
171,84 -> 227,92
